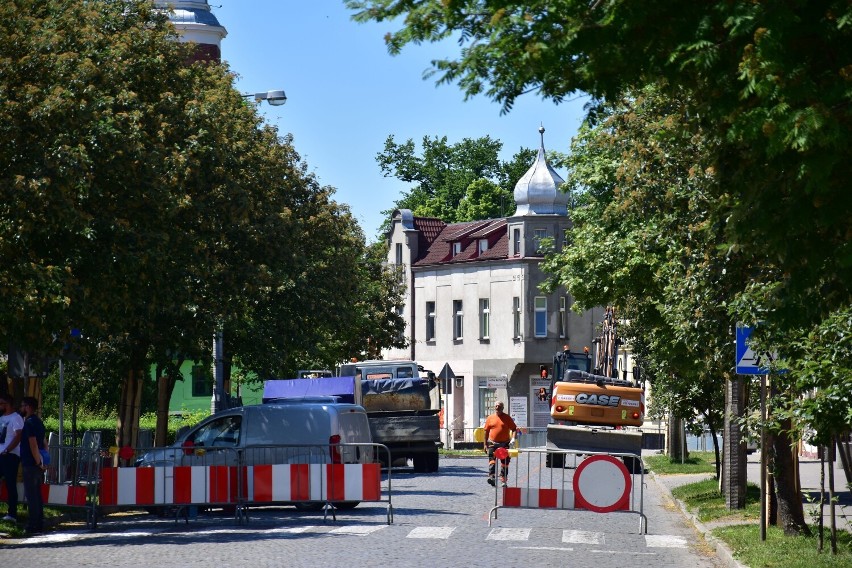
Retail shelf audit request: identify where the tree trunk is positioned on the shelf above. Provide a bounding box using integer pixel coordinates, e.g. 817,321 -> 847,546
667,415 -> 686,461
770,418 -> 810,536
154,360 -> 182,447
115,369 -> 143,466
705,411 -> 722,480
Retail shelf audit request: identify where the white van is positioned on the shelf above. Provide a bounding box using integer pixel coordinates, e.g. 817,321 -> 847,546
137,400 -> 374,468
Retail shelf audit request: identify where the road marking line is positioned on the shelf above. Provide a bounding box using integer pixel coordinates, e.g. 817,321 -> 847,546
328,525 -> 388,536
590,550 -> 657,555
487,527 -> 531,541
407,526 -> 455,539
265,526 -> 317,534
511,546 -> 574,551
645,535 -> 688,548
562,529 -> 604,544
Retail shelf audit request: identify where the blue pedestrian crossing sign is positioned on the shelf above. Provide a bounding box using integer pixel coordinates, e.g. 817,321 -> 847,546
735,325 -> 769,375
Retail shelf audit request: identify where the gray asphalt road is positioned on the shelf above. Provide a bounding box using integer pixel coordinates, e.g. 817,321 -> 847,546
1,457 -> 724,567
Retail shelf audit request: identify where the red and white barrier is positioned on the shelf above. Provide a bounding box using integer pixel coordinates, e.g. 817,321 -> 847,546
503,487 -> 574,509
490,450 -> 645,532
98,463 -> 381,507
1,481 -> 87,507
245,463 -> 381,503
100,465 -> 237,506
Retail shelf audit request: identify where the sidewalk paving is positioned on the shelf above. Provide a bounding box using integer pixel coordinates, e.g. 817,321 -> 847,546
646,449 -> 852,568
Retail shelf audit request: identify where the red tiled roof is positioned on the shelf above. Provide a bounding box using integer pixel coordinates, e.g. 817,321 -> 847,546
413,217 -> 445,244
413,218 -> 509,266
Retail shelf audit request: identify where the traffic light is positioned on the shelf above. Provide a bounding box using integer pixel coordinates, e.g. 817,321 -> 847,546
539,365 -> 548,379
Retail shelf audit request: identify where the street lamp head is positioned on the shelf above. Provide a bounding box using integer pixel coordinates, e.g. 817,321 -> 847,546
263,90 -> 287,106
242,89 -> 287,106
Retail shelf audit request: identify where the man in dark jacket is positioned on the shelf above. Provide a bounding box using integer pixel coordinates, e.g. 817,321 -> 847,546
20,396 -> 46,534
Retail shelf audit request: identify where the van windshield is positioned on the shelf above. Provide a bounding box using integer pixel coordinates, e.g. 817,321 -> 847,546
190,415 -> 241,447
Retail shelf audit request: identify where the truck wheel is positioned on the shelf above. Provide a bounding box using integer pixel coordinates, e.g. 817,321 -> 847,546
424,451 -> 439,472
546,453 -> 565,469
412,455 -> 428,472
294,502 -> 324,512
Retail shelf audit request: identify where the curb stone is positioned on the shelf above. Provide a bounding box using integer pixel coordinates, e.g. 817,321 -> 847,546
649,471 -> 747,568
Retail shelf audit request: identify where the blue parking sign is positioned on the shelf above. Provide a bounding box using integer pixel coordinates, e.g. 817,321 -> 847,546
735,325 -> 769,375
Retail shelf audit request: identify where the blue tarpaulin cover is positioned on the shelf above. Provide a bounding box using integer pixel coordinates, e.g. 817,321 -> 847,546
263,377 -> 357,404
263,377 -> 433,405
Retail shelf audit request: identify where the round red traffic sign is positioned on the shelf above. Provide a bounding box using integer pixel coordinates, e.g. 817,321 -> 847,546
572,455 -> 632,513
494,447 -> 509,460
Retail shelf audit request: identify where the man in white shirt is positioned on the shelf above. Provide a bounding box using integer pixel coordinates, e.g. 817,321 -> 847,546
0,393 -> 24,522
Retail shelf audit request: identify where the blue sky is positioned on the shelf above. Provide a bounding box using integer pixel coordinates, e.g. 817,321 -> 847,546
214,1 -> 589,241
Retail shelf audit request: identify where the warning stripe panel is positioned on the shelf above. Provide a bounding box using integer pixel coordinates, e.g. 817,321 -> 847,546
503,487 -> 574,509
43,462 -> 384,509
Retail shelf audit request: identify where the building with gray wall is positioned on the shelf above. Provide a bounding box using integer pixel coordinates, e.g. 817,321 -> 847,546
383,128 -> 607,438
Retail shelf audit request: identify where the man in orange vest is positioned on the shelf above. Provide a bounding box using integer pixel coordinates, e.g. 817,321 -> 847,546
483,401 -> 517,486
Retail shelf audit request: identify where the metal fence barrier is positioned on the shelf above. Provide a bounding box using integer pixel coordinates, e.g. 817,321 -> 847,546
11,442 -> 393,529
487,447 -> 647,533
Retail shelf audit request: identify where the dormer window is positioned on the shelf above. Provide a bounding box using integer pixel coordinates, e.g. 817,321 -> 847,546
478,239 -> 489,254
452,242 -> 462,257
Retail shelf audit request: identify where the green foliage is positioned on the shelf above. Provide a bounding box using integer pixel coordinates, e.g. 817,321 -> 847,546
542,85 -> 729,436
0,0 -> 406,409
714,524 -> 852,567
349,0 -> 852,345
375,134 -> 542,233
644,451 -> 717,475
671,478 -> 762,523
42,410 -> 209,448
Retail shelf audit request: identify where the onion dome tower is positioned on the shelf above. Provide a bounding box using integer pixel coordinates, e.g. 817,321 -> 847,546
513,126 -> 569,216
154,1 -> 227,62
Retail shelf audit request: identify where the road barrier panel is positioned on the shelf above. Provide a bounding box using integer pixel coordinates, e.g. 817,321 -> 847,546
488,447 -> 647,533
24,442 -> 392,529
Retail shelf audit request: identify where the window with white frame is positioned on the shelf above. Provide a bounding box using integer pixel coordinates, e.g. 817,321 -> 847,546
425,301 -> 436,341
453,300 -> 464,340
513,228 -> 521,256
395,243 -> 403,265
396,306 -> 405,342
562,229 -> 569,249
534,296 -> 547,338
513,296 -> 521,339
559,297 -> 567,338
534,229 -> 548,254
478,239 -> 489,254
452,242 -> 462,257
479,298 -> 490,339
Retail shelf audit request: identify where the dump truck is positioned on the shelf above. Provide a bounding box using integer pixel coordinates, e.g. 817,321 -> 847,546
546,307 -> 645,470
264,360 -> 441,473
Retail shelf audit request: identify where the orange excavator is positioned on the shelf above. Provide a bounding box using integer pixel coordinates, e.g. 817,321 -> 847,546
545,307 -> 645,469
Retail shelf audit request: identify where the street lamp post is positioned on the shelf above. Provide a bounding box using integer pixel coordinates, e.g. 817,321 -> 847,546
212,89 -> 286,414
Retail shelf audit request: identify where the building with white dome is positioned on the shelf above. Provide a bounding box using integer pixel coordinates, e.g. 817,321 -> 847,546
384,128 -> 609,440
154,0 -> 227,62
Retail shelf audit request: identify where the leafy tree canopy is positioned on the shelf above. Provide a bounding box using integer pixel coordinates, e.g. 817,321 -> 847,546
0,0 -> 404,399
348,0 -> 852,332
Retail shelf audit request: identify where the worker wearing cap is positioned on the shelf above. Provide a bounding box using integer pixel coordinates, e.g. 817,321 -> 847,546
483,401 -> 517,486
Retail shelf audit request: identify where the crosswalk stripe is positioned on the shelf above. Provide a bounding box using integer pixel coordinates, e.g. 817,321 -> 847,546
562,529 -> 604,544
407,526 -> 456,539
487,527 -> 531,541
328,524 -> 388,536
645,535 -> 688,548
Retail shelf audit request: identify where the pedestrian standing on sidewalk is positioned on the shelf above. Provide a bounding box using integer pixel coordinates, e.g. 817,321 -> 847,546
20,396 -> 46,535
0,393 -> 24,523
483,401 -> 517,487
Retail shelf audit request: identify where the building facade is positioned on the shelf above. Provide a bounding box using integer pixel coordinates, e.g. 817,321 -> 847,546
383,128 -> 610,438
